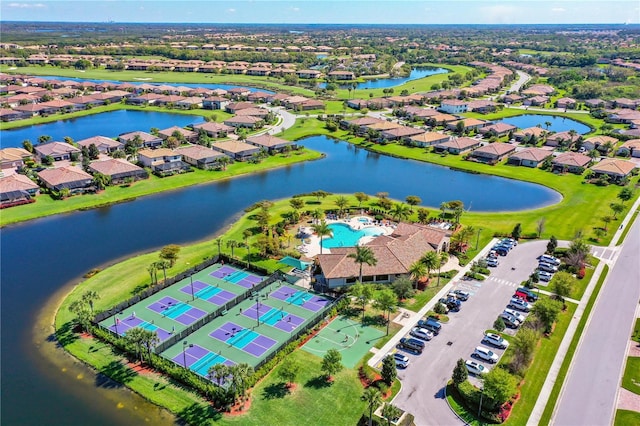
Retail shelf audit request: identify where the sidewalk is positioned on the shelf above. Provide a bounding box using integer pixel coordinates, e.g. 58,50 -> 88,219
367,239 -> 499,369
528,193 -> 640,424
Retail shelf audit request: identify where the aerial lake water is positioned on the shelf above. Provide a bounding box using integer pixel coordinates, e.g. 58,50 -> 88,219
319,67 -> 449,90
2,110 -> 206,147
1,135 -> 560,425
498,114 -> 591,134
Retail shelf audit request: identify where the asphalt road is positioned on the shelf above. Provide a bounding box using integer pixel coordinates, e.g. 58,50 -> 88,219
553,218 -> 640,426
393,240 -> 547,425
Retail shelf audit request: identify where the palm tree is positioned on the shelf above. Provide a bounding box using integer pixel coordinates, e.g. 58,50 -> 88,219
373,289 -> 398,335
335,195 -> 349,217
140,329 -> 159,364
147,263 -> 157,285
68,300 -> 92,332
216,156 -> 230,171
618,187 -> 634,206
311,208 -> 325,224
208,363 -> 230,388
390,203 -> 411,222
156,260 -> 169,283
362,387 -> 382,426
230,363 -> 254,402
312,220 -> 332,254
124,327 -> 146,362
408,260 -> 427,290
544,121 -> 552,130
227,240 -> 239,259
436,252 -> 449,286
348,246 -> 378,283
420,251 -> 440,285
92,172 -> 111,190
439,201 -> 449,218
81,290 -> 100,313
381,403 -> 402,426
215,238 -> 223,257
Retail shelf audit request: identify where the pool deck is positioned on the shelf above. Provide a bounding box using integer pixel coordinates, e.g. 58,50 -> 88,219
297,215 -> 394,257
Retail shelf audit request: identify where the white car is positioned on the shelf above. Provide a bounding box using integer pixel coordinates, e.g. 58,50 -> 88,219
509,298 -> 532,312
393,352 -> 409,363
504,308 -> 526,323
483,332 -> 509,349
465,360 -> 490,376
539,254 -> 561,266
473,346 -> 499,364
500,312 -> 521,328
538,262 -> 558,273
487,258 -> 499,267
538,270 -> 553,282
410,327 -> 434,341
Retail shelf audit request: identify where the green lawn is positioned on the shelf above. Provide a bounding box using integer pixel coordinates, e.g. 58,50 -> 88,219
445,383 -> 492,426
568,260 -> 599,301
0,149 -> 322,227
622,357 -> 640,396
633,318 -> 640,344
619,210 -> 640,245
0,65 -> 316,96
614,409 -> 640,426
538,265 -> 609,425
402,278 -> 451,312
504,299 -> 577,425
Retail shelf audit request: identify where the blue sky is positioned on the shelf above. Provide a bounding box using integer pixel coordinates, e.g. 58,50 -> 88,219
2,1 -> 639,24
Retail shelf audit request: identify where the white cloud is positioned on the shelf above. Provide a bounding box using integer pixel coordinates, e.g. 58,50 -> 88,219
7,2 -> 46,8
291,7 -> 300,12
227,8 -> 236,13
552,7 -> 566,13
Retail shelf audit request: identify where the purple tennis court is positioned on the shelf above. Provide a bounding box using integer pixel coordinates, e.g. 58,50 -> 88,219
269,286 -> 332,312
179,280 -> 236,306
147,296 -> 207,325
173,344 -> 235,377
209,321 -> 277,357
106,315 -> 172,341
209,266 -> 264,289
241,302 -> 305,332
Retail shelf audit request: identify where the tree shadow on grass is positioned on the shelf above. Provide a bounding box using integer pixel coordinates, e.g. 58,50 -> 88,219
362,314 -> 386,327
304,375 -> 332,389
176,402 -> 221,425
53,322 -> 79,347
262,382 -> 289,400
95,360 -> 138,389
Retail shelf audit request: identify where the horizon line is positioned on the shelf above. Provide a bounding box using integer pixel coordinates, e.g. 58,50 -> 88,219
3,21 -> 639,26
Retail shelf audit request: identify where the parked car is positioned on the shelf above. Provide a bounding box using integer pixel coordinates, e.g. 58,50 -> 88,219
513,290 -> 530,301
509,298 -> 532,312
398,338 -> 423,354
500,312 -> 522,328
504,308 -> 526,323
465,360 -> 490,376
394,352 -> 409,363
494,247 -> 509,256
502,238 -> 518,247
435,302 -> 450,314
538,262 -> 559,273
418,318 -> 442,335
483,333 -> 509,349
539,254 -> 561,266
440,297 -> 461,312
410,327 -> 434,341
473,346 -> 499,364
453,290 -> 470,301
487,258 -> 499,267
516,287 -> 539,302
538,271 -> 553,282
487,250 -> 498,259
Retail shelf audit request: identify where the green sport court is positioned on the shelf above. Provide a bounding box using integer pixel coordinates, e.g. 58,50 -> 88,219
301,316 -> 385,368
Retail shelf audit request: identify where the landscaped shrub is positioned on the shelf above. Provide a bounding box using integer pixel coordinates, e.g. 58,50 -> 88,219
494,317 -> 506,332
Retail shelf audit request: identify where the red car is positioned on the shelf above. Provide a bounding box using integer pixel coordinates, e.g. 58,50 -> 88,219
513,291 -> 528,300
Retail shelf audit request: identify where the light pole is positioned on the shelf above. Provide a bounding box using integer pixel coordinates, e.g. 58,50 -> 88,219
256,297 -> 261,326
114,315 -> 119,335
182,340 -> 193,368
190,275 -> 195,301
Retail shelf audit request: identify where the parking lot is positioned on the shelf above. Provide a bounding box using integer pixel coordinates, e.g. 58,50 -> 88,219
391,240 -> 549,425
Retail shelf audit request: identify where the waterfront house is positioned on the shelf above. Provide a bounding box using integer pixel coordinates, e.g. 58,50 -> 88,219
88,158 -> 148,184
616,139 -> 640,157
76,136 -> 123,154
296,70 -> 322,79
327,70 -> 355,80
191,122 -> 233,139
225,102 -> 255,114
513,126 -> 547,142
408,132 -> 450,147
438,99 -> 468,114
202,96 -> 229,110
158,126 -> 198,143
478,122 -> 517,137
0,147 -> 34,170
223,115 -> 263,129
118,131 -> 163,149
137,148 -> 189,176
552,152 -> 591,174
175,145 -> 228,169
34,142 -> 80,162
37,166 -> 93,192
210,140 -> 260,161
582,135 -> 618,153
446,118 -> 487,132
434,137 -> 481,154
0,173 -> 40,207
556,97 -> 577,109
246,134 -> 295,154
470,143 -> 516,163
507,148 -> 553,167
590,158 -> 637,182
380,126 -> 425,142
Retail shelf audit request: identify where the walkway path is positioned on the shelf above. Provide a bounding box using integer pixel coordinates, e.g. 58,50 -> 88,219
528,193 -> 640,425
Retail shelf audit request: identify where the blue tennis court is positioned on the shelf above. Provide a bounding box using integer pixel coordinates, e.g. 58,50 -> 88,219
172,344 -> 235,378
209,321 -> 277,357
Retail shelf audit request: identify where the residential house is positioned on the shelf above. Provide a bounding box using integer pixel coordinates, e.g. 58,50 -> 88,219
507,148 -> 553,167
522,84 -> 555,96
223,115 -> 263,129
227,87 -> 252,99
513,126 -> 547,142
118,131 -> 163,149
158,126 -> 198,143
408,132 -> 450,148
88,158 -> 148,184
585,99 -> 607,109
612,98 -> 639,109
434,137 -> 481,154
34,142 -> 81,162
339,116 -> 384,132
37,166 -> 93,192
235,107 -> 270,118
38,99 -> 78,114
552,152 -> 591,173
0,108 -> 29,121
379,126 -> 425,142
246,134 -> 295,154
478,122 -> 517,137
346,99 -> 368,110
76,136 -> 123,154
225,102 -> 255,114
446,118 -> 487,132
0,147 -> 34,170
438,99 -> 468,114
191,122 -> 233,138
137,148 -> 189,176
175,145 -> 228,169
296,70 -> 322,79
523,95 -> 549,106
470,143 -> 516,163
210,140 -> 260,161
467,100 -> 497,113
327,71 -> 355,80
402,106 -> 439,121
581,135 -> 618,153
175,97 -> 203,109
590,158 -> 637,182
0,173 -> 40,207
616,139 -> 640,158
556,97 -> 577,109
314,222 -> 450,288
545,131 -> 582,148
202,96 -> 229,110
502,93 -> 524,104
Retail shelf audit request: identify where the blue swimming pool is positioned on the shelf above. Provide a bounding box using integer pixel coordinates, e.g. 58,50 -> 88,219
321,223 -> 384,249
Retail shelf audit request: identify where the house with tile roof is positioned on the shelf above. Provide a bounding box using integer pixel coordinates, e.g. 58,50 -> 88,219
581,135 -> 618,153
88,158 -> 148,184
137,148 -> 188,176
408,132 -> 450,148
76,136 -> 123,154
246,134 -> 295,153
590,158 -> 637,182
211,140 -> 261,161
175,145 -> 228,169
158,126 -> 198,143
507,148 -> 553,167
478,122 -> 517,137
470,143 -> 516,163
616,139 -> 640,158
552,152 -> 592,174
223,115 -> 264,129
0,173 -> 39,207
314,222 -> 450,288
0,147 -> 34,170
191,122 -> 233,138
34,142 -> 81,162
434,137 -> 481,154
37,166 -> 93,192
117,131 -> 163,149
513,126 -> 547,142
